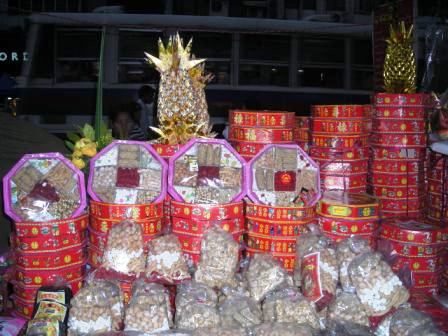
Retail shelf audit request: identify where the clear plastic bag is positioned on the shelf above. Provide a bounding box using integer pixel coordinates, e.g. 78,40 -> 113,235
327,292 -> 369,328
348,252 -> 409,317
246,254 -> 289,302
323,319 -> 371,336
251,322 -> 317,336
218,294 -> 262,328
193,326 -> 247,336
145,234 -> 190,284
26,317 -> 64,336
336,236 -> 372,293
101,221 -> 145,276
295,233 -> 338,310
194,226 -> 239,288
262,286 -> 320,330
389,308 -> 434,336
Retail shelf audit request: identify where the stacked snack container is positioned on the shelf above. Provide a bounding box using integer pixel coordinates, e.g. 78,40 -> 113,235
294,116 -> 311,153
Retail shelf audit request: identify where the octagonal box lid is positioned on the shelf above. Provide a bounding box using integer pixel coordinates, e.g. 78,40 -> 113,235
88,140 -> 167,204
168,138 -> 246,204
3,152 -> 86,222
246,144 -> 321,207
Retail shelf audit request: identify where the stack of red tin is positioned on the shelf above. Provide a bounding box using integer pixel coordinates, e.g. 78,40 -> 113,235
317,191 -> 379,247
426,152 -> 448,223
228,110 -> 296,161
379,218 -> 448,296
370,93 -> 428,218
294,116 -> 311,153
310,105 -> 372,193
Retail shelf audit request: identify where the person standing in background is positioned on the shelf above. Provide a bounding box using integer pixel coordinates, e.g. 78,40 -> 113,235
136,85 -> 156,138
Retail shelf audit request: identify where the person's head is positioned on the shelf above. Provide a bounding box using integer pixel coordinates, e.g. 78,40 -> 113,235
110,103 -> 138,138
138,85 -> 156,104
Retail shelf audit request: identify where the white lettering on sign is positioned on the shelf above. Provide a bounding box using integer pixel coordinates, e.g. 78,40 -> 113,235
0,52 -> 29,61
11,52 -> 18,61
0,52 -> 7,61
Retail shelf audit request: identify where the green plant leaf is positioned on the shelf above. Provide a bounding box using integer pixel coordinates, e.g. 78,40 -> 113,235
66,131 -> 81,143
99,121 -> 108,137
65,140 -> 75,151
83,124 -> 96,141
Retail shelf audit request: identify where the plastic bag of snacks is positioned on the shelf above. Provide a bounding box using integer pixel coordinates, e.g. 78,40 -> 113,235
26,317 -> 64,336
262,286 -> 320,330
193,326 -> 247,336
323,320 -> 371,336
124,282 -> 172,334
295,233 -> 338,310
101,221 -> 145,276
407,325 -> 446,336
389,308 -> 435,336
251,322 -> 317,336
336,237 -> 371,293
219,275 -> 250,301
174,281 -> 220,330
348,252 -> 409,317
327,291 -> 369,328
194,226 -> 239,288
218,294 -> 262,328
0,316 -> 27,336
145,234 -> 190,284
246,254 -> 289,302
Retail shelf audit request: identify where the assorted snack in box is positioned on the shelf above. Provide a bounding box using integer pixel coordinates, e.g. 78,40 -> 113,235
168,138 -> 246,204
88,140 -> 167,204
3,153 -> 86,222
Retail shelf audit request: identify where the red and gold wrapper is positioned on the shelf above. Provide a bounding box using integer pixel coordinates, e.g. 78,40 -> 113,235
372,119 -> 426,133
411,271 -> 441,288
246,233 -> 297,254
230,141 -> 266,157
245,202 -> 316,221
152,144 -> 181,160
371,185 -> 425,198
374,106 -> 426,119
374,93 -> 429,107
171,216 -> 244,236
318,216 -> 378,235
175,230 -> 244,254
296,116 -> 311,129
370,133 -> 427,148
89,200 -> 164,220
379,239 -> 445,257
390,256 -> 444,273
246,218 -> 313,237
14,213 -> 88,238
312,133 -> 369,148
119,281 -> 133,305
380,219 -> 448,245
170,200 -> 244,221
321,173 -> 367,190
229,110 -> 295,128
371,172 -> 424,187
316,159 -> 368,175
309,146 -> 369,161
13,232 -> 85,252
380,197 -> 425,212
371,159 -> 423,173
312,105 -> 371,118
15,244 -> 86,269
15,262 -> 85,287
317,191 -> 379,219
88,227 -> 160,251
246,248 -> 296,272
13,277 -> 83,302
371,146 -> 426,160
323,232 -> 376,247
312,118 -> 370,135
229,125 -> 294,143
89,216 -> 164,235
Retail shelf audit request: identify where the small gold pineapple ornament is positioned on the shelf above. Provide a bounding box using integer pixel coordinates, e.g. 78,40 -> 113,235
145,33 -> 215,144
383,21 -> 417,94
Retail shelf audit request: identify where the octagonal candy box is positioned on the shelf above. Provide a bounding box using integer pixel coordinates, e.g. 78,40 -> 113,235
168,138 -> 246,204
246,144 -> 321,207
3,152 -> 86,222
88,140 -> 167,204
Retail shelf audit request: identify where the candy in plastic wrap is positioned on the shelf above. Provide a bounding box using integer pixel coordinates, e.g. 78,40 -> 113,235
26,317 -> 63,336
389,308 -> 435,336
251,322 -> 317,336
327,292 -> 369,328
295,233 -> 338,310
194,226 -> 239,288
349,252 -> 409,317
102,221 -> 145,276
145,234 -> 190,284
262,286 -> 320,330
218,294 -> 262,328
246,254 -> 289,302
193,326 -> 247,336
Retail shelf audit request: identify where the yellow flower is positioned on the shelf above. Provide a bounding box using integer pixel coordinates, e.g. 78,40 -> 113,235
74,138 -> 94,150
73,149 -> 83,158
81,144 -> 97,157
72,157 -> 86,169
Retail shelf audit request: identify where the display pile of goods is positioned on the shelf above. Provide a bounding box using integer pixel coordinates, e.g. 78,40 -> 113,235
426,151 -> 448,224
245,143 -> 320,272
294,116 -> 311,153
378,218 -> 448,296
2,153 -> 88,318
229,109 -> 296,161
310,104 -> 372,193
317,191 -> 380,247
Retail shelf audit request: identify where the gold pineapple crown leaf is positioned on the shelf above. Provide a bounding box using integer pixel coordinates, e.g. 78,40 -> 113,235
383,21 -> 417,93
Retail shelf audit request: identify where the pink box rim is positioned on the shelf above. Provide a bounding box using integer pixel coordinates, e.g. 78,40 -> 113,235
87,140 -> 168,204
2,152 -> 87,222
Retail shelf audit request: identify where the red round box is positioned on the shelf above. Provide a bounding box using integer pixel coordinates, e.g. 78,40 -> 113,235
230,140 -> 267,157
89,200 -> 164,220
16,244 -> 86,269
411,271 -> 441,288
390,255 -> 444,273
371,159 -> 423,173
316,159 -> 368,175
321,172 -> 367,190
174,230 -> 244,254
14,213 -> 88,238
428,179 -> 444,194
229,110 -> 296,128
246,248 -> 296,272
370,133 -> 427,148
312,105 -> 371,118
380,219 -> 448,245
247,233 -> 297,254
318,216 -> 378,235
171,216 -> 244,235
170,200 -> 244,221
13,295 -> 36,319
427,193 -> 446,208
323,232 -> 376,247
371,185 -> 425,198
381,209 -> 423,219
294,128 -> 310,140
374,106 -> 426,119
427,207 -> 448,220
14,232 -> 86,252
312,133 -> 369,148
89,215 -> 164,235
245,202 -> 316,221
374,93 -> 429,106
87,245 -> 103,268
371,172 -> 424,186
296,116 -> 311,129
15,262 -> 85,287
317,191 -> 379,219
309,146 -> 370,161
380,197 -> 425,212
152,144 -> 181,160
246,218 -> 312,237
372,119 -> 426,133
13,277 -> 83,302
312,118 -> 370,135
378,239 -> 445,257
229,125 -> 294,143
371,146 -> 426,160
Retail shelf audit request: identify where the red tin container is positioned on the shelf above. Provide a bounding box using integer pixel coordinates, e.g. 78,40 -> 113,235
13,277 -> 83,302
390,256 -> 444,273
378,239 -> 445,257
317,191 -> 379,219
14,232 -> 86,253
370,133 -> 427,148
374,93 -> 429,106
427,207 -> 448,220
428,179 -> 443,194
318,216 -> 378,235
15,244 -> 86,269
229,110 -> 296,128
89,200 -> 164,220
246,248 -> 296,272
323,232 -> 376,247
372,119 -> 426,133
311,118 -> 370,135
246,218 -> 312,237
371,147 -> 426,160
171,216 -> 244,235
380,219 -> 448,245
14,213 -> 88,238
411,271 -> 441,288
170,200 -> 244,221
321,173 -> 367,190
371,159 -> 423,173
312,105 -> 371,118
374,106 -> 426,119
245,202 -> 316,221
294,128 -> 311,140
246,233 -> 297,254
229,125 -> 294,143
15,262 -> 85,287
89,215 -> 164,235
371,185 -> 425,198
87,245 -> 103,268
13,296 -> 37,319
316,159 -> 368,175
371,172 -> 424,186
311,133 -> 369,148
230,140 -> 267,157
174,230 -> 244,254
381,209 -> 423,219
427,193 -> 446,209
152,144 -> 181,160
380,197 -> 425,212
296,116 -> 311,129
309,146 -> 370,161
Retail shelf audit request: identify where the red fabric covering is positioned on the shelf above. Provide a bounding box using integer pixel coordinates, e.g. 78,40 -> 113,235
116,168 -> 140,188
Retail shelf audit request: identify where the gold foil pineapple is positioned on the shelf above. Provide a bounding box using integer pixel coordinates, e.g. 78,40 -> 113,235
383,21 -> 417,93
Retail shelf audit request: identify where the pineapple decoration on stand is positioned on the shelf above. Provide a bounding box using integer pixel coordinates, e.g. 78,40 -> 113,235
383,21 -> 417,93
145,33 -> 215,144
